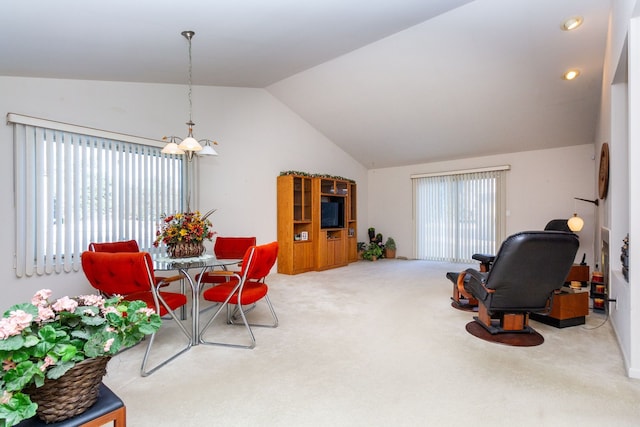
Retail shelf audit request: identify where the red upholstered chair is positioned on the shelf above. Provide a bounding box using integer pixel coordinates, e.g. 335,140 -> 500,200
88,240 -> 183,286
214,236 -> 258,259
89,240 -> 186,318
88,240 -> 141,253
81,251 -> 191,376
196,236 -> 256,285
199,242 -> 278,349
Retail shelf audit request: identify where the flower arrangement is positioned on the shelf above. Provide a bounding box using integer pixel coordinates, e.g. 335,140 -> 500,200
0,289 -> 162,426
153,210 -> 215,247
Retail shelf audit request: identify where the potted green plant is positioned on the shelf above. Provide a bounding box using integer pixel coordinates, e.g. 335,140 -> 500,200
367,227 -> 376,242
384,237 -> 397,259
0,289 -> 162,426
362,242 -> 384,261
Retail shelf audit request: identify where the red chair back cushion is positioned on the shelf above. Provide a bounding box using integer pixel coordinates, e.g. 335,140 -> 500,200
214,237 -> 256,259
242,242 -> 279,281
89,240 -> 140,253
81,251 -> 154,295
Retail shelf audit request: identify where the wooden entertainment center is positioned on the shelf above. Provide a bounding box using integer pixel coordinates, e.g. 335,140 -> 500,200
277,173 -> 357,274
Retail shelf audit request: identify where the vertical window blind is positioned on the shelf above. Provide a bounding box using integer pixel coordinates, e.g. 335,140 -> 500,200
413,167 -> 508,263
9,114 -> 186,277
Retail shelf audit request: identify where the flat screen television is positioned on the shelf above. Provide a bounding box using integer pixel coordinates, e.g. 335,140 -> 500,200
321,200 -> 344,229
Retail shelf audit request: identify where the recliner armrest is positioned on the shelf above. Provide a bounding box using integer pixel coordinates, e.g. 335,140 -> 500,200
472,253 -> 495,272
464,268 -> 489,286
463,268 -> 493,303
472,253 -> 495,264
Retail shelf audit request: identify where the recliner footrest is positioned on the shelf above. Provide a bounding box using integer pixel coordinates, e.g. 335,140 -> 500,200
446,271 -> 460,284
448,271 -> 478,310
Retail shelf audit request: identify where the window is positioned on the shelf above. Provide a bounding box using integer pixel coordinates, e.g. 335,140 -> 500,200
412,166 -> 508,262
9,114 -> 187,277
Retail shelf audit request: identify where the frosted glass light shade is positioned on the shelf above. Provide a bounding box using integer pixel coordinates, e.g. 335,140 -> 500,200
161,142 -> 185,154
198,145 -> 218,156
179,137 -> 202,152
567,214 -> 584,232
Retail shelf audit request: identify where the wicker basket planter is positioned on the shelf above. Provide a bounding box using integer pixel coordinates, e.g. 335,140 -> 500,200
25,356 -> 111,423
168,242 -> 205,258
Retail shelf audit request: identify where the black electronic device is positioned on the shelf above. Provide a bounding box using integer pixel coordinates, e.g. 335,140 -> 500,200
321,198 -> 344,229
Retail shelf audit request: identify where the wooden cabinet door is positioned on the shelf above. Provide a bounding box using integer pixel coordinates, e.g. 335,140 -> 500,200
322,230 -> 346,269
327,239 -> 337,266
293,241 -> 314,273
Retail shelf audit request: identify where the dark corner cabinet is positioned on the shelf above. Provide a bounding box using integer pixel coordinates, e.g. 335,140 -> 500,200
277,174 -> 357,275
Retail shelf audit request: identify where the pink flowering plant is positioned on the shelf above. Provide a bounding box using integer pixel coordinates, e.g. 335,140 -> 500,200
0,289 -> 161,427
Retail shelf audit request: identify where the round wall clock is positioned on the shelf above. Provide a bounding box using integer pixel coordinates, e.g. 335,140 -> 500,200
598,142 -> 609,199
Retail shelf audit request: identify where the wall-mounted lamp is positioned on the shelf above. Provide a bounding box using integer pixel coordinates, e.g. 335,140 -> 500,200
568,197 -> 599,232
574,197 -> 599,207
568,213 -> 584,232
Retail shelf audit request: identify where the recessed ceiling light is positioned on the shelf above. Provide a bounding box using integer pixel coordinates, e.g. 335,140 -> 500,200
562,16 -> 583,31
563,69 -> 580,80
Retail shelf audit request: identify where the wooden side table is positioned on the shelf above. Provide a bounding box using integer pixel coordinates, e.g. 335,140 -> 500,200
530,291 -> 589,328
530,263 -> 591,328
566,264 -> 590,283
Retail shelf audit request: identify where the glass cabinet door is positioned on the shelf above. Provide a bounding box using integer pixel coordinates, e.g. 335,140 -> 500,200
321,179 -> 334,194
336,180 -> 348,195
302,178 -> 311,221
293,177 -> 303,221
293,177 -> 312,221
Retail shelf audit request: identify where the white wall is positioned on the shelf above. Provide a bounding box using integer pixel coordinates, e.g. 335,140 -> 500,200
368,144 -> 596,266
628,12 -> 640,378
192,86 -> 367,243
0,76 -> 367,311
597,0 -> 639,378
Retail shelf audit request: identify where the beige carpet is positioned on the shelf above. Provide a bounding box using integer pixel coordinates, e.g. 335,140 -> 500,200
103,259 -> 640,426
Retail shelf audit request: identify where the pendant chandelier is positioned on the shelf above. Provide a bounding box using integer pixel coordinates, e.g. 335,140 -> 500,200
162,30 -> 218,159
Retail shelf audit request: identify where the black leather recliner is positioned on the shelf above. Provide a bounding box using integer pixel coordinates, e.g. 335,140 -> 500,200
544,218 -> 571,232
448,220 -> 574,311
459,230 -> 579,335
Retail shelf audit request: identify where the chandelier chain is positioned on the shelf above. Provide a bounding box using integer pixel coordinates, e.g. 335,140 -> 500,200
187,33 -> 193,124
161,30 -> 217,158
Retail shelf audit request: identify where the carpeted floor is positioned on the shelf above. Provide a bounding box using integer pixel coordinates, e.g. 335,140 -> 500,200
103,259 -> 640,426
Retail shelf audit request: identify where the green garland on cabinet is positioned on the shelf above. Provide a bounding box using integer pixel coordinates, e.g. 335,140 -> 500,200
279,170 -> 355,183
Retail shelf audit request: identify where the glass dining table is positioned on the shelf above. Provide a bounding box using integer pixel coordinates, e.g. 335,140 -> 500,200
153,253 -> 241,345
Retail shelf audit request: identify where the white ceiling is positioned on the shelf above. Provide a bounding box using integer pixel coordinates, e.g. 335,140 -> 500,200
0,0 -> 610,168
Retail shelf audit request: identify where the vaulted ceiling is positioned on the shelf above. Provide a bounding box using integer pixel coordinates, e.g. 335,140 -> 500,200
0,0 -> 610,168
